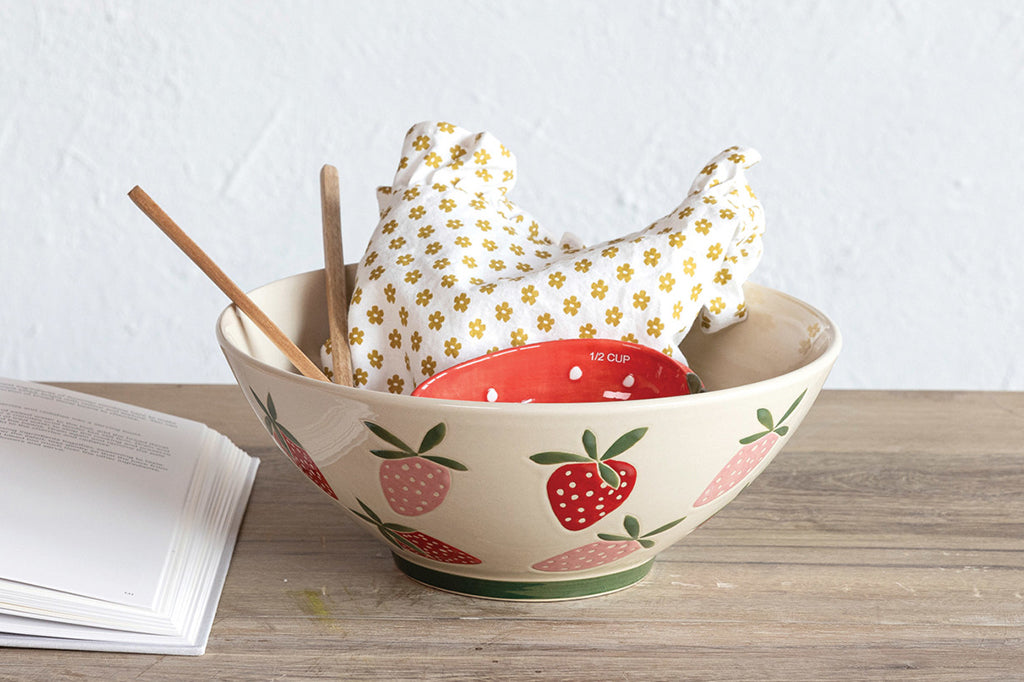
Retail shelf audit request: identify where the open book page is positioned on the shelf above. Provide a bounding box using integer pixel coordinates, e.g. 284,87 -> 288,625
0,434 -> 258,655
0,379 -> 206,608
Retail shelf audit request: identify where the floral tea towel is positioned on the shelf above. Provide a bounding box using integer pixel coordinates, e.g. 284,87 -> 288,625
324,121 -> 765,393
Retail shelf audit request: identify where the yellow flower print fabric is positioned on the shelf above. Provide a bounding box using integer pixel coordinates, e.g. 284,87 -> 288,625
326,121 -> 765,394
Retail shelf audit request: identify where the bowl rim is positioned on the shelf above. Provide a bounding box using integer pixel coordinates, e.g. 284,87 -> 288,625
216,268 -> 842,415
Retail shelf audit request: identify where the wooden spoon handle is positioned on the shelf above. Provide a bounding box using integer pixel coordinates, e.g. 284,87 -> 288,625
320,165 -> 354,386
128,186 -> 331,383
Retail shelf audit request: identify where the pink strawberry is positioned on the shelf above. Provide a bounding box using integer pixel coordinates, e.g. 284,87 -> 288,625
693,389 -> 806,507
532,514 -> 684,572
530,428 -> 646,530
253,389 -> 337,499
350,499 -> 481,565
363,421 -> 466,516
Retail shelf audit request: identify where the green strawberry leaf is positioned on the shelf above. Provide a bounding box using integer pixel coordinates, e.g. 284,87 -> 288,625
639,539 -> 656,549
686,372 -> 705,394
598,461 -> 622,489
418,423 -> 447,453
363,421 -> 416,454
382,523 -> 417,533
582,430 -> 598,459
250,388 -> 269,417
275,422 -> 303,447
530,451 -> 594,465
381,528 -> 420,554
597,532 -> 631,542
739,429 -> 772,445
642,516 -> 686,538
775,425 -> 789,437
776,389 -> 807,427
756,408 -> 773,430
370,449 -> 415,460
266,393 -> 278,420
421,455 -> 469,471
355,499 -> 382,524
602,427 -> 648,460
622,514 -> 641,539
348,507 -> 376,525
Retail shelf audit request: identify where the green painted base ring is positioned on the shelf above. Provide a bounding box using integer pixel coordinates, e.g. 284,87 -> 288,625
391,554 -> 656,601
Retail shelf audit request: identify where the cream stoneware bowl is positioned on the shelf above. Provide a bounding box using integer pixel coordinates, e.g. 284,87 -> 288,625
217,268 -> 841,600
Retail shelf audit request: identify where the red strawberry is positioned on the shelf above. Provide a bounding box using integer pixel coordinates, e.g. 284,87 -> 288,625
391,530 -> 481,564
253,389 -> 337,499
532,514 -> 684,572
350,499 -> 481,565
530,428 -> 646,530
363,421 -> 467,516
693,389 -> 806,507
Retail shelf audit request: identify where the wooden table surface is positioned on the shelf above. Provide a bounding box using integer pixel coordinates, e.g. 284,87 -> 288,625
3,386 -> 1022,680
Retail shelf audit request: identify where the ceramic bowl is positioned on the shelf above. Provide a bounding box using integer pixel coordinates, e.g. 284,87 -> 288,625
411,338 -> 704,403
217,268 -> 841,600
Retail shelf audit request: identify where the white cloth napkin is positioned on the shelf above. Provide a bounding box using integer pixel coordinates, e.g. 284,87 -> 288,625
323,121 -> 765,393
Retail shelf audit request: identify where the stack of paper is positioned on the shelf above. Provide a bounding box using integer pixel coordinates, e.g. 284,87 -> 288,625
0,378 -> 258,655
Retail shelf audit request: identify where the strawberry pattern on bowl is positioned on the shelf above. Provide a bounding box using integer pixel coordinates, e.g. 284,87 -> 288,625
220,270 -> 841,601
530,427 -> 646,530
532,514 -> 685,573
350,499 -> 481,565
693,389 -> 806,507
363,421 -> 467,516
252,389 -> 337,499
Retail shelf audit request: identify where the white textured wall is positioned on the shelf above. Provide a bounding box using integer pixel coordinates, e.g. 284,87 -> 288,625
1,1 -> 1021,389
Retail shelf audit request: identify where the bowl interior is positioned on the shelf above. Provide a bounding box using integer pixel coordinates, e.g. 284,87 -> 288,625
411,338 -> 702,403
218,268 -> 837,393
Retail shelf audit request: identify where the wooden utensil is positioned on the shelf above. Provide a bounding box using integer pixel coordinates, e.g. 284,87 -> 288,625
128,186 -> 331,383
319,165 -> 353,386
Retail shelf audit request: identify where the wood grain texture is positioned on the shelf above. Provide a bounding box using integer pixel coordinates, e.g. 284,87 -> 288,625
5,386 -> 1022,681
